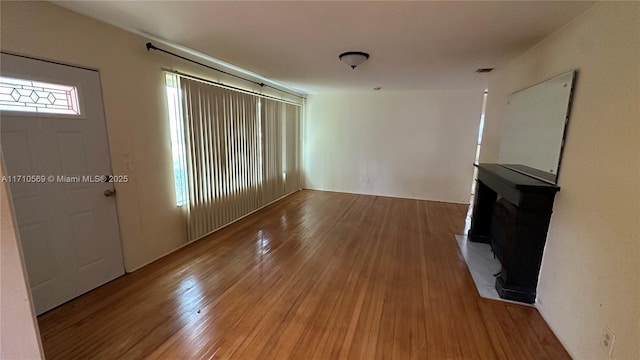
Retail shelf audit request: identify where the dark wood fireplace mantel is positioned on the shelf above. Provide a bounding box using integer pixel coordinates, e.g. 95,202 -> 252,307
469,164 -> 560,303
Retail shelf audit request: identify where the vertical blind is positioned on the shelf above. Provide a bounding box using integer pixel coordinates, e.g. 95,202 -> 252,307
167,74 -> 302,241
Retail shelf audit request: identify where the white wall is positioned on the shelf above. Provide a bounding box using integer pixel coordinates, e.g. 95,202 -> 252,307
303,91 -> 483,203
481,3 -> 639,359
0,1 -> 299,272
0,162 -> 44,360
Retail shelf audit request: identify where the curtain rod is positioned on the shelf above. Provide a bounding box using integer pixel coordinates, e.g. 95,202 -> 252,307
164,69 -> 303,106
146,42 -> 305,100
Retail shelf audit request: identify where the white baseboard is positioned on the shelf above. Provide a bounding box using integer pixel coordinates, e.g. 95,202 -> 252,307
535,300 -> 577,359
302,187 -> 470,205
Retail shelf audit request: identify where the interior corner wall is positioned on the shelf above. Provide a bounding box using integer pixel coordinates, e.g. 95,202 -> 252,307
0,162 -> 44,359
303,90 -> 483,204
0,1 -> 295,272
480,3 -> 640,359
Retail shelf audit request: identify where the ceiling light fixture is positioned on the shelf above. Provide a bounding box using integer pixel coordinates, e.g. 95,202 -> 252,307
339,51 -> 370,69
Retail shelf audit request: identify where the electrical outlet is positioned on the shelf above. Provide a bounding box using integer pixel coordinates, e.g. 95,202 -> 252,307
601,326 -> 615,356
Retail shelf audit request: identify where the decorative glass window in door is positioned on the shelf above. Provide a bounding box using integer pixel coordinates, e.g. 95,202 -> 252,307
0,76 -> 80,115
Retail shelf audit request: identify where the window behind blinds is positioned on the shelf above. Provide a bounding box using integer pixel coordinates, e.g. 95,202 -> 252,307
167,73 -> 302,241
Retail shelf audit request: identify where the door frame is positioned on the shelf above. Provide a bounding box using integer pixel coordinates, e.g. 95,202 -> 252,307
0,51 -> 125,314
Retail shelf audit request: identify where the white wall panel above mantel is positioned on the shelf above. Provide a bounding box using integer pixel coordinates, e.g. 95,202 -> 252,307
303,90 -> 483,204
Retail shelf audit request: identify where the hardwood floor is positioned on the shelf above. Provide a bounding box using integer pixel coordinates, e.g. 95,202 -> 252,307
37,190 -> 569,359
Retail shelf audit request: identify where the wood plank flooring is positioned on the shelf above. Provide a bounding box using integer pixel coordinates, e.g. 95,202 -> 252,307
37,190 -> 569,359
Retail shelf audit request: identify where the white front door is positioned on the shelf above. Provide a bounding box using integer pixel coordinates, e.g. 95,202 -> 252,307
0,53 -> 124,315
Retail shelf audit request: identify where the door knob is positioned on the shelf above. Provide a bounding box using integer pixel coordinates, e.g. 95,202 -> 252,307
104,189 -> 116,197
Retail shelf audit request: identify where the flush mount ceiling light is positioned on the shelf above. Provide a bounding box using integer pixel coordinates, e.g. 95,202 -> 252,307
339,51 -> 369,69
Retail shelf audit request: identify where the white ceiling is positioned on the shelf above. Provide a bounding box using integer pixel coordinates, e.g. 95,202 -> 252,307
53,1 -> 594,94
